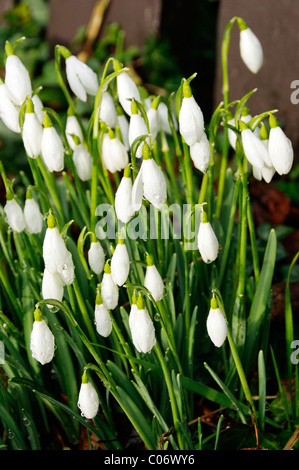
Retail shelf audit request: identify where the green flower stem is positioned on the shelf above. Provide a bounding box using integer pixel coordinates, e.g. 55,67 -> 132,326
90,138 -> 99,233
36,156 -> 65,224
182,141 -> 194,207
72,278 -> 97,344
110,313 -> 139,376
54,46 -> 76,115
154,341 -> 184,449
198,172 -> 208,205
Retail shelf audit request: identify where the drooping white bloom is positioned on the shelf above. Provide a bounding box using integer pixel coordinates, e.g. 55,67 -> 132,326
32,94 -> 45,124
111,238 -> 130,286
24,193 -> 43,234
131,165 -> 144,212
197,210 -> 219,264
128,294 -> 138,331
268,116 -> 294,175
206,298 -> 227,348
252,124 -> 276,183
141,146 -> 167,209
94,291 -> 112,337
146,97 -> 160,144
240,122 -> 272,170
30,309 -> 55,365
77,371 -> 99,419
157,101 -> 177,134
189,132 -> 211,173
227,110 -> 252,150
100,91 -> 117,128
4,198 -> 25,232
239,25 -> 263,74
179,81 -> 204,146
65,55 -> 99,102
73,143 -> 92,181
128,99 -> 149,158
114,60 -> 141,116
101,261 -> 119,310
42,267 -> 64,306
101,129 -> 129,173
144,254 -> 164,302
43,213 -> 75,286
22,98 -> 43,159
41,113 -> 64,172
116,106 -> 130,150
88,240 -> 105,275
65,114 -> 84,150
115,167 -> 135,223
129,295 -> 156,354
0,81 -> 20,133
4,52 -> 32,106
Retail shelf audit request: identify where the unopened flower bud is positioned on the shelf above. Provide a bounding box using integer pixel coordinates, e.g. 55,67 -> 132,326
77,370 -> 99,419
238,20 -> 263,74
206,297 -> 227,347
144,254 -> 164,302
101,260 -> 119,310
179,80 -> 204,146
268,115 -> 294,175
30,308 -> 55,364
197,209 -> 219,264
94,289 -> 113,337
41,113 -> 64,172
88,237 -> 105,275
4,44 -> 32,106
111,237 -> 130,286
115,165 -> 135,223
4,197 -> 25,232
129,294 -> 156,354
24,189 -> 43,234
114,61 -> 141,116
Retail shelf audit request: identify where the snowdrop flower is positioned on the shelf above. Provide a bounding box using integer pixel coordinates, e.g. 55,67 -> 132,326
41,112 -> 64,172
227,107 -> 252,150
114,59 -> 141,116
116,105 -> 130,150
240,121 -> 272,171
128,292 -> 138,331
179,80 -> 204,146
146,96 -> 160,144
43,212 -> 75,286
88,237 -> 105,275
60,46 -> 98,102
268,115 -> 294,175
144,254 -> 164,302
101,128 -> 129,173
4,41 -> 32,106
32,94 -> 45,124
131,165 -> 144,212
72,138 -> 93,181
128,99 -> 149,158
94,288 -> 113,337
238,20 -> 263,74
206,297 -> 227,347
140,143 -> 167,209
189,132 -> 211,173
4,196 -> 25,232
157,101 -> 177,134
101,260 -> 119,310
22,98 -> 43,159
24,188 -> 43,234
100,91 -> 117,128
77,370 -> 99,420
115,165 -> 135,223
0,80 -> 20,133
252,123 -> 276,183
111,236 -> 130,286
30,308 -> 55,365
130,294 -> 156,354
197,209 -> 219,264
65,113 -> 84,150
42,267 -> 64,307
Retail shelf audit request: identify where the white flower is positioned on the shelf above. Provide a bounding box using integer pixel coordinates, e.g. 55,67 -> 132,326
0,81 -> 20,133
32,94 -> 45,124
115,166 -> 135,223
4,198 -> 25,232
240,123 -> 272,170
43,213 -> 75,286
42,267 -> 64,306
73,143 -> 92,181
157,101 -> 177,134
129,295 -> 156,354
239,26 -> 263,74
189,132 -> 211,173
30,309 -> 55,365
24,194 -> 43,234
101,129 -> 129,173
206,299 -> 227,347
22,98 -> 43,159
65,55 -> 98,102
100,91 -> 117,128
227,111 -> 252,150
88,240 -> 105,275
111,239 -> 130,286
41,113 -> 64,172
197,211 -> 219,264
4,52 -> 32,106
116,106 -> 130,150
146,98 -> 160,144
101,261 -> 119,310
268,118 -> 294,175
65,114 -> 84,150
77,371 -> 99,419
114,60 -> 141,116
141,145 -> 167,209
128,100 -> 149,158
144,254 -> 164,302
94,292 -> 112,337
179,81 -> 204,146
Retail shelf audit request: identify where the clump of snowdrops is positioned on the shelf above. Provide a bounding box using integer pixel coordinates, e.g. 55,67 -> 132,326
0,17 -> 297,450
